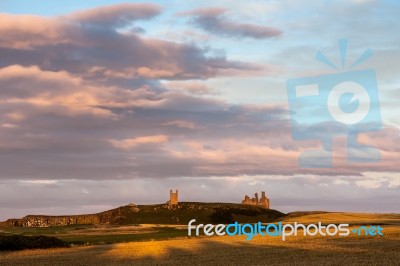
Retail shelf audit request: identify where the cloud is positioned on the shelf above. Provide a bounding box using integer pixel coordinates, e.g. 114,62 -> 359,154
19,180 -> 58,185
0,65 -> 80,97
355,179 -> 383,189
178,7 -> 282,39
0,13 -> 73,49
0,8 -> 261,81
0,3 -> 162,50
0,63 -> 399,180
0,64 -> 123,117
1,123 -> 19,128
162,81 -> 216,95
67,3 -> 162,28
110,135 -> 169,150
162,120 -> 197,129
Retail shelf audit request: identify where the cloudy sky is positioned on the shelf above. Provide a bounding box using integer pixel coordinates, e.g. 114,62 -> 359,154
0,0 -> 399,220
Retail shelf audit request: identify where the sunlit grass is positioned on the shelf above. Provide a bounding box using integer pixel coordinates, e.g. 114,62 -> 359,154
279,212 -> 400,225
1,225 -> 399,265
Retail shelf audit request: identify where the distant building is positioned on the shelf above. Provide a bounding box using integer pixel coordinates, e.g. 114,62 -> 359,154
169,189 -> 178,206
242,191 -> 270,208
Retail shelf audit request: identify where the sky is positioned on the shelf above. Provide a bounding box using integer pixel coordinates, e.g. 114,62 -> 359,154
0,0 -> 399,220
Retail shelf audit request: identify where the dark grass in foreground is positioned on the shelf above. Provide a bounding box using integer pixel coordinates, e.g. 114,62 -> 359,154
0,235 -> 68,251
1,225 -> 188,246
60,227 -> 188,245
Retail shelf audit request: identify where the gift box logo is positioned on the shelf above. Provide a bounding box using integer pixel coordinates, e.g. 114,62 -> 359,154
287,40 -> 381,168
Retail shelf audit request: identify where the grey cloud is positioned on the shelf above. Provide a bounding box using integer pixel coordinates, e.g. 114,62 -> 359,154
179,7 -> 282,39
0,64 -> 399,181
0,10 -> 261,82
67,3 -> 162,28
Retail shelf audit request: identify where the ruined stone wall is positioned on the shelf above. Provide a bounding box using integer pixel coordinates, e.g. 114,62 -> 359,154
242,191 -> 270,208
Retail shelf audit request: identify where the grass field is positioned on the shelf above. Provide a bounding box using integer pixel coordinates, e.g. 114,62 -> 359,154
0,224 -> 188,245
278,212 -> 400,225
0,212 -> 399,265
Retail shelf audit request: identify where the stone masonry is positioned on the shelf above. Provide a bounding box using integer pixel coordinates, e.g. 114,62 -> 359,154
241,191 -> 270,208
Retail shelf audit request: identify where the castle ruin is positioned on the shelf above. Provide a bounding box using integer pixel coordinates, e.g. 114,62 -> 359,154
168,189 -> 178,206
241,191 -> 270,208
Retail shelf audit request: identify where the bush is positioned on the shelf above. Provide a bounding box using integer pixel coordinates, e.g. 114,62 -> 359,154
0,235 -> 69,251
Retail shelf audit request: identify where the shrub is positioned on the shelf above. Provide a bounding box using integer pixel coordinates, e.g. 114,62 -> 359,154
0,235 -> 69,251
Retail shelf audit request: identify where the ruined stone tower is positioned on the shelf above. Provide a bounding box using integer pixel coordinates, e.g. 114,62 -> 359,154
259,191 -> 270,208
169,189 -> 178,206
241,191 -> 270,208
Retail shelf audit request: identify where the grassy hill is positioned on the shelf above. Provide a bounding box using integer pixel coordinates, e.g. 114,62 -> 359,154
0,202 -> 285,228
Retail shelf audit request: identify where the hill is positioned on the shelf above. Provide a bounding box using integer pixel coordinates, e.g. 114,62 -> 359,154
0,202 -> 285,228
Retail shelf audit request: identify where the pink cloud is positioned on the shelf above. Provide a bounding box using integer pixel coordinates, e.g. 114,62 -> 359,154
110,135 -> 169,150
